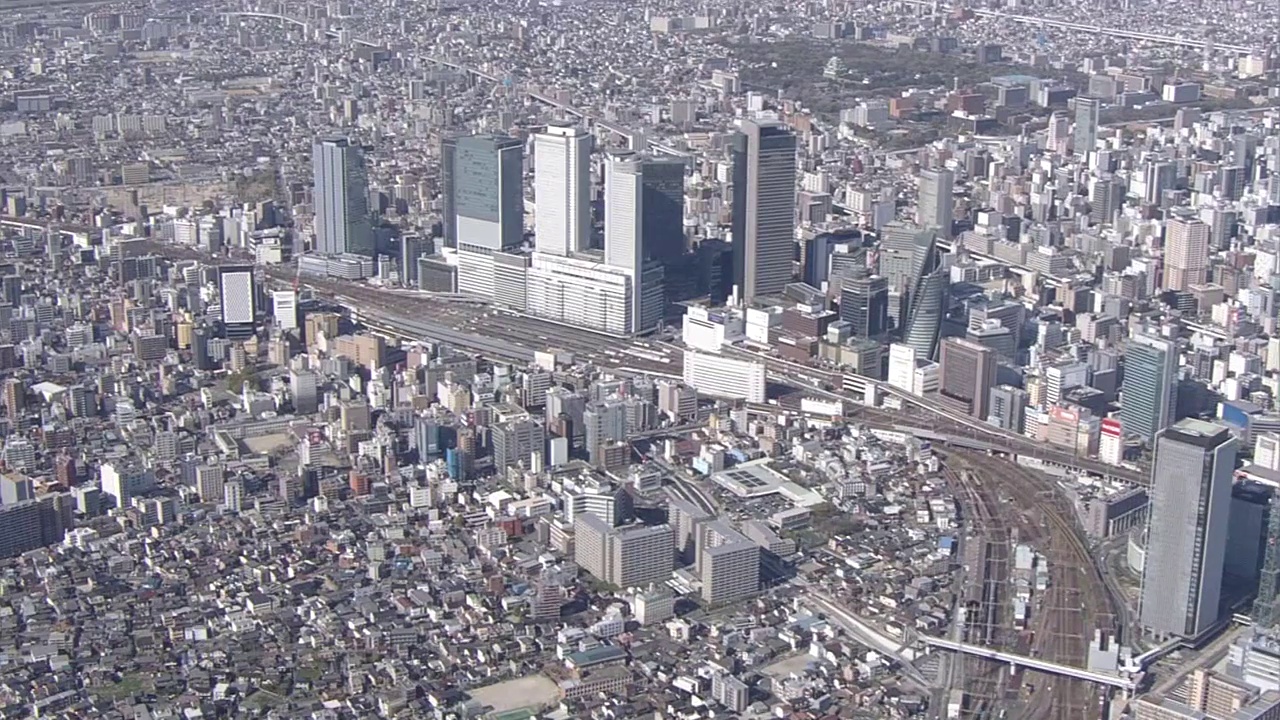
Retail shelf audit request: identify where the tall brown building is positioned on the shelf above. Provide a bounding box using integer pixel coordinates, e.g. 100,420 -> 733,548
4,379 -> 23,423
938,337 -> 997,420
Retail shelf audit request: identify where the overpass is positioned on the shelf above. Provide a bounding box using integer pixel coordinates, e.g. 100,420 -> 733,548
729,343 -> 1149,485
919,636 -> 1137,691
889,422 -> 1147,485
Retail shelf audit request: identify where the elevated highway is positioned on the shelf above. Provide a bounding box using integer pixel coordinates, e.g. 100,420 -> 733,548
892,0 -> 1254,54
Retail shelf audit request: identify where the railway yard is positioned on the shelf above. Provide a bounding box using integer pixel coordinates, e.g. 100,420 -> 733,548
943,450 -> 1123,720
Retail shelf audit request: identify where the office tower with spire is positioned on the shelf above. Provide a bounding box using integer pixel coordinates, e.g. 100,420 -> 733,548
731,119 -> 797,303
1140,419 -> 1237,640
534,123 -> 592,257
916,168 -> 954,239
313,136 -> 374,256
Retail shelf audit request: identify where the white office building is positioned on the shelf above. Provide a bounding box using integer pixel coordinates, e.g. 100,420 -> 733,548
534,123 -> 592,257
887,343 -> 917,393
272,289 -> 298,330
682,350 -> 766,402
526,252 -> 633,335
682,306 -> 746,352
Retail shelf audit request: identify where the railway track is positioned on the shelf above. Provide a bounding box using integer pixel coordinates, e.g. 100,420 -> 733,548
942,448 -> 1121,717
943,462 -> 1014,718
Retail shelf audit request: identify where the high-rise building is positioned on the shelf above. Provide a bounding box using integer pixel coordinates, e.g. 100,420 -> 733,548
838,268 -> 889,338
903,263 -> 948,362
313,136 -> 373,256
574,514 -> 673,589
450,134 -> 525,299
916,168 -> 954,238
452,135 -> 524,252
534,123 -> 592,257
1120,334 -> 1180,443
3,379 -> 23,424
440,135 -> 458,248
967,296 -> 1025,350
731,120 -> 797,303
1165,216 -> 1210,292
399,234 -> 429,286
604,154 -> 673,332
218,266 -> 256,340
195,464 -> 225,504
1144,160 -> 1178,204
698,520 -> 760,605
584,401 -> 628,468
492,419 -> 545,471
1074,97 -> 1100,157
272,289 -> 298,331
1139,419 -> 1237,640
1089,175 -> 1126,225
987,385 -> 1029,433
290,369 -> 319,414
938,337 -> 997,420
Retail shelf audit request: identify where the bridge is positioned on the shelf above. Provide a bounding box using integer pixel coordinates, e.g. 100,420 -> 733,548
919,636 -> 1138,691
890,423 -> 1148,486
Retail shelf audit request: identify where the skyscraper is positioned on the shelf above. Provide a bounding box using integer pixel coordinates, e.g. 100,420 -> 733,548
604,154 -> 675,332
838,268 -> 889,338
452,135 -> 524,251
1165,216 -> 1210,292
534,123 -> 592,257
1139,419 -> 1237,640
939,337 -> 997,420
218,266 -> 256,340
902,245 -> 948,362
440,135 -> 458,248
312,136 -> 373,256
449,134 -> 525,299
916,168 -> 954,239
1074,97 -> 1100,157
1120,334 -> 1179,443
1089,175 -> 1126,225
731,120 -> 797,303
